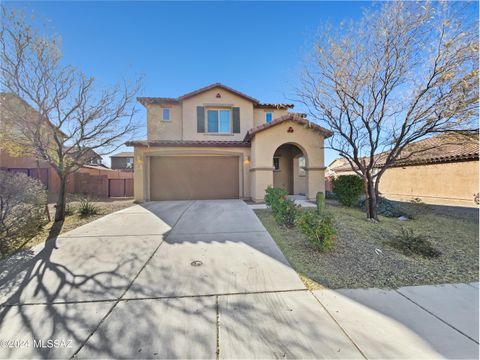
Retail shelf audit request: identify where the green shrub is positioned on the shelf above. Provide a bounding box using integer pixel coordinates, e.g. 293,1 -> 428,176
265,186 -> 288,207
272,197 -> 298,228
78,198 -> 98,217
359,197 -> 407,218
325,191 -> 335,200
389,228 -> 441,258
316,192 -> 325,215
295,211 -> 336,251
332,175 -> 364,207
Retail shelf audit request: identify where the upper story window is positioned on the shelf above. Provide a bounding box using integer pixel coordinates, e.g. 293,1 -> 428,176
162,108 -> 170,121
126,157 -> 134,169
207,109 -> 231,133
265,112 -> 273,123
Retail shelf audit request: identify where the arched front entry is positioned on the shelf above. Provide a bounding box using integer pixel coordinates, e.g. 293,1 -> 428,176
248,118 -> 328,202
272,143 -> 307,195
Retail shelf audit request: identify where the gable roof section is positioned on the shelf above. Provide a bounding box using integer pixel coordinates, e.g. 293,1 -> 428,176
244,113 -> 334,141
137,83 -> 294,109
178,83 -> 259,103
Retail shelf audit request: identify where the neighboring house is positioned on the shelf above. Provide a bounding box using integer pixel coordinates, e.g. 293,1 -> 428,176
326,131 -> 479,207
0,93 -> 133,198
126,83 -> 332,202
0,92 -> 70,193
67,147 -> 105,167
110,152 -> 134,170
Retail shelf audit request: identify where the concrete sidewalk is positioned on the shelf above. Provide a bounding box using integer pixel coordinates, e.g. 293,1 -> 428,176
0,200 -> 478,359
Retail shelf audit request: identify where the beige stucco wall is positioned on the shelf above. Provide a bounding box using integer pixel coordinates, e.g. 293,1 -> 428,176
133,145 -> 251,202
182,87 -> 254,141
253,108 -> 289,127
250,120 -> 326,202
146,104 -> 183,140
379,161 -> 479,207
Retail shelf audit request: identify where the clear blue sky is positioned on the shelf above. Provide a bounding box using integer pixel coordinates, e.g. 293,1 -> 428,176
9,1 -> 373,166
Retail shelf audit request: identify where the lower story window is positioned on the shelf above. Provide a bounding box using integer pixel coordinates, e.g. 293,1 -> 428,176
273,157 -> 280,171
208,109 -> 231,133
298,156 -> 306,176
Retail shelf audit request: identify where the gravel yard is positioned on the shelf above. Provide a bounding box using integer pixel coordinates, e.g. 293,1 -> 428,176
2,197 -> 134,259
255,202 -> 479,289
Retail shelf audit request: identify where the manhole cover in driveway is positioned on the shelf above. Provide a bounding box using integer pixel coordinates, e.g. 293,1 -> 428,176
191,260 -> 203,267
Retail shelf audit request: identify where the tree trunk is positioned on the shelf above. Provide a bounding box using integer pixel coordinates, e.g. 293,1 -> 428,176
54,175 -> 67,222
366,176 -> 378,220
36,160 -> 51,222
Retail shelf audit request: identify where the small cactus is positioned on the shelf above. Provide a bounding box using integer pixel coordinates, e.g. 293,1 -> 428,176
316,192 -> 325,215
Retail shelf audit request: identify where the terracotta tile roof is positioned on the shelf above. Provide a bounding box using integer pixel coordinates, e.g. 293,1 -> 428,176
380,131 -> 479,166
137,83 -> 295,109
110,151 -> 134,158
125,140 -> 251,148
137,97 -> 179,105
244,113 -> 334,141
330,131 -> 479,172
254,103 -> 294,109
178,83 -> 260,103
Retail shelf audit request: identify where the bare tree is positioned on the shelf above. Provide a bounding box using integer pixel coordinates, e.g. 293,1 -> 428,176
0,7 -> 141,222
297,1 -> 478,220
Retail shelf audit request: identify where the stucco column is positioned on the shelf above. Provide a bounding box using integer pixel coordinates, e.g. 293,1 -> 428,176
250,168 -> 274,202
133,148 -> 146,202
305,167 -> 326,200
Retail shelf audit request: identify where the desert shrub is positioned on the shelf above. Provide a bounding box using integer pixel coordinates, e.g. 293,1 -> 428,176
325,190 -> 335,200
78,198 -> 98,217
389,228 -> 441,258
332,175 -> 364,207
265,186 -> 288,207
359,197 -> 407,218
0,171 -> 47,255
64,203 -> 75,216
316,192 -> 325,215
272,197 -> 298,228
295,211 -> 336,251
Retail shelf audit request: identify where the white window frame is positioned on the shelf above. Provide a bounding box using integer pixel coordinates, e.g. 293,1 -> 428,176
207,108 -> 232,134
162,108 -> 170,122
273,157 -> 280,171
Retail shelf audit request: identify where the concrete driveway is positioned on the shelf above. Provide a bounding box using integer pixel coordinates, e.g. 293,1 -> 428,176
0,200 -> 478,359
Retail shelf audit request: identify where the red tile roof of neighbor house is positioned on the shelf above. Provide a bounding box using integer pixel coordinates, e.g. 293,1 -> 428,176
137,83 -> 294,109
330,131 -> 479,172
243,113 -> 334,141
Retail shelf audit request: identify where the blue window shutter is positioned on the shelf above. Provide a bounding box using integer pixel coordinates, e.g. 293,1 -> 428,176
197,106 -> 205,133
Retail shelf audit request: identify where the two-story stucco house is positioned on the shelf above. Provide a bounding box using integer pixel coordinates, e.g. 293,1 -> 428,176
126,83 -> 332,202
